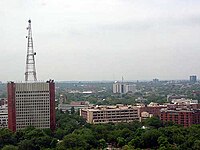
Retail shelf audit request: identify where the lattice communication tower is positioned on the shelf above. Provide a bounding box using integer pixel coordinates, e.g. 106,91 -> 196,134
25,19 -> 37,81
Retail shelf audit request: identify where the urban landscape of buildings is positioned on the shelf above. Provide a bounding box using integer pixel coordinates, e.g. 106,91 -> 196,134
0,24 -> 197,149
0,20 -> 199,134
0,19 -> 199,132
78,98 -> 200,127
0,1 -> 200,149
1,87 -> 200,129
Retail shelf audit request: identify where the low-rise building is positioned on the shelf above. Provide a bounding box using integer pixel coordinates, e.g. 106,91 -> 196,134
58,101 -> 90,113
80,105 -> 139,124
171,98 -> 198,105
170,98 -> 200,109
138,102 -> 167,118
167,95 -> 187,102
0,103 -> 8,128
0,98 -> 7,106
139,111 -> 153,121
160,107 -> 200,127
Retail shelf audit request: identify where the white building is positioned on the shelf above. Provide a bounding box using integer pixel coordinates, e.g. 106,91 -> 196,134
113,82 -> 122,93
0,104 -> 8,128
124,84 -> 136,93
171,98 -> 198,105
113,82 -> 136,94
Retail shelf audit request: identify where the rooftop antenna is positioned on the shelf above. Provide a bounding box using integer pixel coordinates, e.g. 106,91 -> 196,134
25,19 -> 37,81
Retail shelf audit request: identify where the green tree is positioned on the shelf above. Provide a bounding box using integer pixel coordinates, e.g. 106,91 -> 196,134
129,136 -> 143,148
91,124 -> 109,140
60,133 -> 88,150
98,139 -> 107,150
141,129 -> 161,148
55,128 -> 66,140
18,139 -> 39,150
0,128 -> 16,148
2,145 -> 18,150
34,136 -> 57,149
70,106 -> 75,114
193,140 -> 200,150
122,145 -> 135,150
144,117 -> 163,128
158,136 -> 169,148
117,137 -> 126,148
107,129 -> 121,146
73,128 -> 98,148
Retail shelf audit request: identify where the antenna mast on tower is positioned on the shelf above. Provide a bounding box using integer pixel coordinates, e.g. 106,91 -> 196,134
25,19 -> 37,81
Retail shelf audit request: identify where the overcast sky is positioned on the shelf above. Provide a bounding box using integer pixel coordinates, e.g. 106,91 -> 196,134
0,0 -> 200,82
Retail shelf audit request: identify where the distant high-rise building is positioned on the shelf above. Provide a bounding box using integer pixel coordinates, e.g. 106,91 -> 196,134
113,82 -> 136,94
113,81 -> 122,94
190,75 -> 197,83
124,84 -> 136,93
153,78 -> 159,83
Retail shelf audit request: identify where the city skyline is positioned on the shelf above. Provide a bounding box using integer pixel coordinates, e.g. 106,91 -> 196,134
1,0 -> 200,81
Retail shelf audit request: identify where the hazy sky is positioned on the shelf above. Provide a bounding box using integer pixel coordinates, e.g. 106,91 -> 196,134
1,0 -> 200,82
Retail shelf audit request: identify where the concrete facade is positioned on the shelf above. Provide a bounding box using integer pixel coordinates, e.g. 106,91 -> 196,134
80,105 -> 139,124
7,80 -> 55,132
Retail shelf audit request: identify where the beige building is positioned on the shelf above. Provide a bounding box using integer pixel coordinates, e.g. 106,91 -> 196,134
80,105 -> 139,124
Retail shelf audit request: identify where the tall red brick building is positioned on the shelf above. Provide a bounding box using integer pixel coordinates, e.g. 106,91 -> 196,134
8,80 -> 55,132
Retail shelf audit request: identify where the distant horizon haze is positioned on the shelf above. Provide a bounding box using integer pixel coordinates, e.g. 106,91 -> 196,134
1,78 -> 198,84
0,0 -> 200,82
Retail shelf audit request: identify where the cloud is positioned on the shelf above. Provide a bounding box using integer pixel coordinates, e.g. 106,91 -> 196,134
0,0 -> 200,81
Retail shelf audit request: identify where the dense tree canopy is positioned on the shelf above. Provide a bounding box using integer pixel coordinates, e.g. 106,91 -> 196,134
0,111 -> 199,150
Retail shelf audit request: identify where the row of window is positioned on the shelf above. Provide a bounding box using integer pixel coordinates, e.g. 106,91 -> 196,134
16,104 -> 50,107
93,116 -> 138,119
16,94 -> 49,97
93,112 -> 137,116
16,119 -> 50,123
16,106 -> 49,108
17,110 -> 49,114
0,116 -> 8,119
16,113 -> 49,115
93,118 -> 138,122
16,99 -> 50,101
17,124 -> 50,129
0,119 -> 7,122
93,110 -> 136,114
17,113 -> 50,116
16,91 -> 49,93
93,112 -> 137,115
